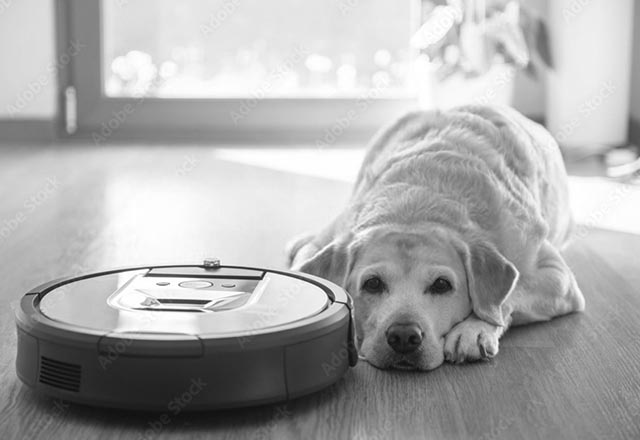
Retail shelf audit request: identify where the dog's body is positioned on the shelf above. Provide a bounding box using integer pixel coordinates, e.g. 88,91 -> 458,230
288,105 -> 585,370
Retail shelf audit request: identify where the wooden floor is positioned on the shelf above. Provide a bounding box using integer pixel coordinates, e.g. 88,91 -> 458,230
1,143 -> 639,440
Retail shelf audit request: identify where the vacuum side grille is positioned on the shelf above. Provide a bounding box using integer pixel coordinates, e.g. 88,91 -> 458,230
39,356 -> 81,392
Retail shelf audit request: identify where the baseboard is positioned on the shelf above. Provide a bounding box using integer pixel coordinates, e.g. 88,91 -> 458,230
1,115 -> 638,147
0,120 -> 57,143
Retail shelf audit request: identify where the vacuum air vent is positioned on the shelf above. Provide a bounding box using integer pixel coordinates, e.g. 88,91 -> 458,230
39,356 -> 81,392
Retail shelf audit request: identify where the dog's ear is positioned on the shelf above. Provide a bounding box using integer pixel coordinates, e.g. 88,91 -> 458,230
290,234 -> 354,286
285,232 -> 317,268
458,239 -> 519,327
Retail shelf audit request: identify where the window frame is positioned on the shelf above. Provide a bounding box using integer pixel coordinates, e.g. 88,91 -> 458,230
57,0 -> 422,143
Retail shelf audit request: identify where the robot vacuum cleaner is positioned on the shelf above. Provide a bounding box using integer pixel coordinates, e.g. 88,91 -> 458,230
15,259 -> 357,410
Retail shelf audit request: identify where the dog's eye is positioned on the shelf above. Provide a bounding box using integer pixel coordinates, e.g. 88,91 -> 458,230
429,277 -> 452,294
362,276 -> 384,294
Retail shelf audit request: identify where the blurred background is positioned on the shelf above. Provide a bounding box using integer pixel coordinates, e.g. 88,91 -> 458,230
0,0 -> 639,270
2,3 -> 640,439
1,0 -> 639,141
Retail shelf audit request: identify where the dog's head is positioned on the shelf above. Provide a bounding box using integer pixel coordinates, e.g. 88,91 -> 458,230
289,225 -> 518,370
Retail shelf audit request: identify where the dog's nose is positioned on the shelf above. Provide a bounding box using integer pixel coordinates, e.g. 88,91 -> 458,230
386,323 -> 423,354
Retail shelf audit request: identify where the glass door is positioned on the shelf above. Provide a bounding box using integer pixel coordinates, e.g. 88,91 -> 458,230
62,0 -> 421,143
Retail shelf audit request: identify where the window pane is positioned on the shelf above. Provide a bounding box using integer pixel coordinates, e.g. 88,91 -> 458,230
102,0 -> 416,98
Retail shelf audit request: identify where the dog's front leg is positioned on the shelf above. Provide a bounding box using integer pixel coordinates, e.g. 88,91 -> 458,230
443,314 -> 508,363
443,240 -> 585,364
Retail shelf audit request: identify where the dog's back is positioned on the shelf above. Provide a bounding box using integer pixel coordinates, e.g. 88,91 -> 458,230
353,105 -> 572,249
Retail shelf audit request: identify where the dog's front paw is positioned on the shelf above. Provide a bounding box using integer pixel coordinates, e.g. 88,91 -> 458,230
444,316 -> 502,364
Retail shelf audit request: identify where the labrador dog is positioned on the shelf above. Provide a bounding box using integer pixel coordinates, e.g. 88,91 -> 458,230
287,105 -> 585,371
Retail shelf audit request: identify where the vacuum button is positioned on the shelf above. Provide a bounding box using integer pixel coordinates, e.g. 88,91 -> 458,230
178,280 -> 213,289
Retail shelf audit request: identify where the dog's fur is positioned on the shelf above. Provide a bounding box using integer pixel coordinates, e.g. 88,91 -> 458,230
287,105 -> 585,370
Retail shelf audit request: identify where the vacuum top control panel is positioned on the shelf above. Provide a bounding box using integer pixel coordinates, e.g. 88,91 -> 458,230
37,266 -> 331,336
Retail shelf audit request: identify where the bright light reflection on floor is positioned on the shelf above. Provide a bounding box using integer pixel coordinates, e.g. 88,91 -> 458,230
213,148 -> 365,183
213,148 -> 640,236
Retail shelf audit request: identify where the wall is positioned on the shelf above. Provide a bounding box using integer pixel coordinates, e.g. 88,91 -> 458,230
0,0 -> 56,120
511,0 -> 547,118
630,0 -> 640,125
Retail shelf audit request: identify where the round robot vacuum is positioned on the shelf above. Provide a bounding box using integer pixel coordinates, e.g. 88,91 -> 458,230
15,259 -> 357,410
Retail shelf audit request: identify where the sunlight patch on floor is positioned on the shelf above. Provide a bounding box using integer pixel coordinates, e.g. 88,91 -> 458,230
213,148 -> 640,236
212,147 -> 366,183
568,176 -> 640,235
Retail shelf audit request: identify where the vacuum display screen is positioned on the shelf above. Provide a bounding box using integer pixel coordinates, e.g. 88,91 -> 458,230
108,273 -> 260,313
157,299 -> 211,305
